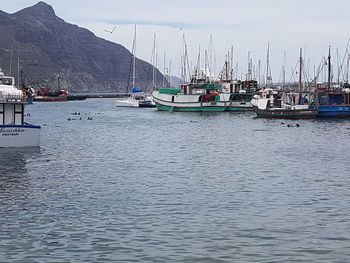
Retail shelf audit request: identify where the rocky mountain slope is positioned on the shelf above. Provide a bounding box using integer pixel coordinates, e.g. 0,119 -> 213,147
0,2 -> 165,92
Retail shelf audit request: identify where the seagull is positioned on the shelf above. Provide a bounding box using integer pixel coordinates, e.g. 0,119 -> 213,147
104,26 -> 116,34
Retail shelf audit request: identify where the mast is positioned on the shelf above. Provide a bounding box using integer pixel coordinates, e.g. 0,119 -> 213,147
205,49 -> 208,81
152,34 -> 156,90
257,59 -> 261,88
299,48 -> 303,104
169,60 -> 172,87
17,45 -> 20,86
336,48 -> 340,85
132,25 -> 136,90
328,46 -> 331,89
9,41 -> 13,76
247,51 -> 250,81
57,74 -> 61,92
266,42 -> 270,87
230,45 -> 234,81
282,51 -> 286,89
163,51 -> 166,87
209,34 -> 213,82
196,45 -> 201,80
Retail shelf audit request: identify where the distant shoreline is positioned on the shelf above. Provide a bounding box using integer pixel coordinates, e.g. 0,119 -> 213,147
68,92 -> 131,99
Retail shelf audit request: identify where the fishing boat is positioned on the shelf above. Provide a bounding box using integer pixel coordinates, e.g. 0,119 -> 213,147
152,77 -> 257,112
34,74 -> 68,102
309,48 -> 350,118
153,56 -> 255,112
0,68 -> 40,147
34,86 -> 68,102
251,49 -> 318,119
116,25 -> 154,108
251,89 -> 318,119
219,79 -> 256,111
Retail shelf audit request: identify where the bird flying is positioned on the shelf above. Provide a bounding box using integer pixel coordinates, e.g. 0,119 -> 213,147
104,26 -> 116,34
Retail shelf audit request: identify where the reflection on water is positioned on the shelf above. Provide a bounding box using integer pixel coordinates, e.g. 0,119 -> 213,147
0,147 -> 41,206
0,147 -> 41,175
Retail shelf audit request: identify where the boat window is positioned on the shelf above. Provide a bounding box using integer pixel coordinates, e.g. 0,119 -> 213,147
0,77 -> 13,86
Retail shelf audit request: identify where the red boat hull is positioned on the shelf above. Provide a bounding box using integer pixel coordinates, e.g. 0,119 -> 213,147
34,95 -> 68,102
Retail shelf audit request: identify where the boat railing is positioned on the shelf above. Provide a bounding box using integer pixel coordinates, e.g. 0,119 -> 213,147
0,93 -> 23,102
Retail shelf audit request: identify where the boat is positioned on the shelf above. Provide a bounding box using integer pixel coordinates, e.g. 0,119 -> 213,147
34,75 -> 68,102
309,47 -> 350,118
116,25 -> 155,108
251,89 -> 318,119
310,86 -> 350,118
116,88 -> 155,107
0,68 -> 41,147
219,79 -> 257,111
152,52 -> 255,112
251,49 -> 318,119
34,86 -> 68,102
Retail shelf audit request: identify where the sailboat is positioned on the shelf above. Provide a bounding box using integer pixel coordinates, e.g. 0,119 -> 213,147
251,48 -> 318,119
116,26 -> 154,108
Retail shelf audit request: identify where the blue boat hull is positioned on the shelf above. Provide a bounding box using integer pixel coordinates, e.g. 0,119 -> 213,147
311,105 -> 350,118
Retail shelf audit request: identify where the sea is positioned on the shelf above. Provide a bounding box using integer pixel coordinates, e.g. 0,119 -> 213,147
1,98 -> 350,262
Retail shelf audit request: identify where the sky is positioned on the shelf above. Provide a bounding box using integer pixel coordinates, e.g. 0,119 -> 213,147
2,0 -> 350,83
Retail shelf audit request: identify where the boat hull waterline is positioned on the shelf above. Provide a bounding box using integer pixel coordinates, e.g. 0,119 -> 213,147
153,93 -> 253,112
254,108 -> 319,119
310,105 -> 350,118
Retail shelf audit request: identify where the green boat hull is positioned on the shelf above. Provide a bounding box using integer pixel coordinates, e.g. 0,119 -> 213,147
156,103 -> 253,112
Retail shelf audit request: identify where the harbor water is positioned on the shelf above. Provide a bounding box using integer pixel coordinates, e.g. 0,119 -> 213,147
1,99 -> 350,262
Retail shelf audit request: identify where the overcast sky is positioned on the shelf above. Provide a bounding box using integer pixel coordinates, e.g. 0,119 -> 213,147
2,0 -> 350,82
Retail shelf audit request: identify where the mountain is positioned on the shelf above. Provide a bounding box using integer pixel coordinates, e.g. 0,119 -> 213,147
170,75 -> 182,88
0,2 -> 165,92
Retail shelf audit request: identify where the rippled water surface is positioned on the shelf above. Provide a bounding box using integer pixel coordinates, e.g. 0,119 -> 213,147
1,99 -> 350,262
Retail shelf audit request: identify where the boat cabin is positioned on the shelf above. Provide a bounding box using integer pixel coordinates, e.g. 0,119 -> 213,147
0,75 -> 25,126
315,89 -> 350,105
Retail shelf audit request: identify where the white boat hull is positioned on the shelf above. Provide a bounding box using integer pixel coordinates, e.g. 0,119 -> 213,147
116,98 -> 140,107
0,124 -> 41,147
116,96 -> 155,108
